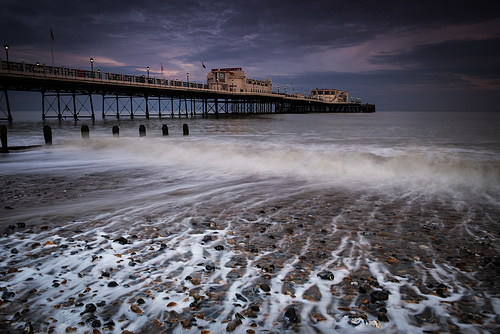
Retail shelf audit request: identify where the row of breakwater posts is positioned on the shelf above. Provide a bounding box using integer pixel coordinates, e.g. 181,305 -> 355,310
0,123 -> 189,153
0,59 -> 375,121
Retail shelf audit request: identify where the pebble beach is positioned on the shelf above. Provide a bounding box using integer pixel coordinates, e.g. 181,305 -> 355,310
1,112 -> 499,333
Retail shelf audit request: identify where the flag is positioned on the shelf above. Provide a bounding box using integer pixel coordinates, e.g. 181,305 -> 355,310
202,62 -> 206,69
50,27 -> 54,41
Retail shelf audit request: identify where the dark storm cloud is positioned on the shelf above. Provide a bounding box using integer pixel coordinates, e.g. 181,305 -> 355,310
1,0 -> 499,110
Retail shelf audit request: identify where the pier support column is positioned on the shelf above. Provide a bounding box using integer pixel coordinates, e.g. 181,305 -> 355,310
0,88 -> 12,122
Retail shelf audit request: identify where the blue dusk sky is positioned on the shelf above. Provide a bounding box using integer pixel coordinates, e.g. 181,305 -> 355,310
1,0 -> 499,111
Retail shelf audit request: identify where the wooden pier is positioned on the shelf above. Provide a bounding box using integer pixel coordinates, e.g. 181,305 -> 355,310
0,59 -> 375,121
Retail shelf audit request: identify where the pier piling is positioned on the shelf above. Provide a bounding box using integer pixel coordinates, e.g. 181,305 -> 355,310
162,124 -> 169,136
112,125 -> 119,137
183,124 -> 189,136
43,125 -> 52,145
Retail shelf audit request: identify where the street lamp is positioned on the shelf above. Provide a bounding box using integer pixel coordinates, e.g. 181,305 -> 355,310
147,67 -> 150,83
4,44 -> 9,72
187,72 -> 189,88
90,58 -> 94,79
277,85 -> 279,94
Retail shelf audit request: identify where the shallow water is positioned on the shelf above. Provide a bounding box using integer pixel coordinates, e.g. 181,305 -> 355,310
1,111 -> 499,333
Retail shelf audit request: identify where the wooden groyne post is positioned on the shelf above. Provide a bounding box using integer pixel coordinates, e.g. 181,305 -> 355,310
112,125 -> 119,137
43,125 -> 52,145
0,125 -> 8,153
183,123 -> 189,136
139,125 -> 146,137
81,125 -> 90,139
162,124 -> 169,136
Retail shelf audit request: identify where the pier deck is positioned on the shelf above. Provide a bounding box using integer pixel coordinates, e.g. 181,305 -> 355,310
0,60 -> 375,121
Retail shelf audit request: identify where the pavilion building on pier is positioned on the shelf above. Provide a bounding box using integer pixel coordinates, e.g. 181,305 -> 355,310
310,88 -> 349,103
207,68 -> 272,94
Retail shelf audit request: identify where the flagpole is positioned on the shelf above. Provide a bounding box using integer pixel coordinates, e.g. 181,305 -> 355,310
50,27 -> 54,72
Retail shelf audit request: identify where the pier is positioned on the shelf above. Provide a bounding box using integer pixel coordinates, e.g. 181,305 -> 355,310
0,59 -> 375,121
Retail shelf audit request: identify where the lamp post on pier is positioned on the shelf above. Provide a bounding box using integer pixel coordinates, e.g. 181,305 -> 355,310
277,85 -> 279,94
90,58 -> 94,80
147,67 -> 150,84
187,72 -> 189,88
4,44 -> 9,73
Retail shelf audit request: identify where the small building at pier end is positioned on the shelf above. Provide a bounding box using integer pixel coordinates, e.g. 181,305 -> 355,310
207,68 -> 272,93
310,89 -> 349,103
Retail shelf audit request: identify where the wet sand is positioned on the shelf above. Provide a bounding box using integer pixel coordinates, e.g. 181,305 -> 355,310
1,174 -> 500,333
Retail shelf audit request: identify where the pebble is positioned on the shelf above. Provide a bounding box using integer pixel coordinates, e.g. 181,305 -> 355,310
317,271 -> 335,280
114,237 -> 128,245
284,306 -> 300,323
371,290 -> 389,302
226,318 -> 242,332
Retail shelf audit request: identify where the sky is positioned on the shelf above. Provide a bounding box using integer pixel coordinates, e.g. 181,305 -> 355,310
1,0 -> 499,111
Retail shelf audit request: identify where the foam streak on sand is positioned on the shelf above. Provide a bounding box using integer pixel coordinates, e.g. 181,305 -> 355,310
1,185 -> 499,333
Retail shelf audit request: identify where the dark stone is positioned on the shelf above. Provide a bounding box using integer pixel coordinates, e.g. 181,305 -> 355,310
317,251 -> 327,258
235,293 -> 247,302
17,223 -> 26,228
91,319 -> 101,328
214,245 -> 224,251
250,305 -> 260,312
10,248 -> 18,254
259,283 -> 271,292
436,288 -> 447,298
205,264 -> 215,272
2,291 -> 15,299
21,321 -> 34,334
137,298 -> 145,304
371,290 -> 389,302
317,271 -> 335,280
284,306 -> 300,323
96,300 -> 106,307
202,235 -> 212,243
103,320 -> 115,328
235,312 -> 245,319
114,237 -> 128,245
107,281 -> 119,287
81,303 -> 97,315
226,318 -> 242,332
358,285 -> 368,294
378,312 -> 390,322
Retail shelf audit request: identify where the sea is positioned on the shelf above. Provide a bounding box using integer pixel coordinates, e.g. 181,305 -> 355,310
1,110 -> 499,333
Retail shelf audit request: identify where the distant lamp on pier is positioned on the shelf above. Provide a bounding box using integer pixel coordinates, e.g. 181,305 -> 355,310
90,58 -> 94,79
4,44 -> 9,72
147,66 -> 150,82
187,72 -> 189,88
277,85 -> 279,93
